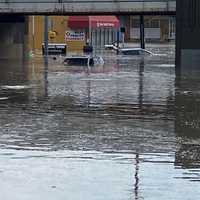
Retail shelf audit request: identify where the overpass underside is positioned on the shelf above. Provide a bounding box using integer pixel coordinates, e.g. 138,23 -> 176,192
0,0 -> 175,15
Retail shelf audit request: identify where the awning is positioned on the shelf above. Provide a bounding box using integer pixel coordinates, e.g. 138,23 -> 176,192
67,16 -> 89,29
68,16 -> 119,29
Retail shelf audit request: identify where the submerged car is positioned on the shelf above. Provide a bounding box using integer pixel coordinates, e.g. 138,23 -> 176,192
63,55 -> 104,66
119,48 -> 154,56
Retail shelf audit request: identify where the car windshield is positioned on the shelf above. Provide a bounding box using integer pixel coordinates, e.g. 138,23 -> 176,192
64,57 -> 88,66
122,50 -> 140,55
64,57 -> 94,66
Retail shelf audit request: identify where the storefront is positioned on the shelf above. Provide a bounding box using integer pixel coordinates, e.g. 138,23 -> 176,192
128,16 -> 176,42
130,16 -> 161,41
68,16 -> 119,49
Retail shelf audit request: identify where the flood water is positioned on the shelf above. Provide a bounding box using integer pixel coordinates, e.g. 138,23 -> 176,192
0,45 -> 200,200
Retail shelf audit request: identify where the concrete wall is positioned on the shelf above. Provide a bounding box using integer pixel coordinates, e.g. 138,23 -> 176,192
176,0 -> 200,74
0,15 -> 28,59
0,0 -> 176,14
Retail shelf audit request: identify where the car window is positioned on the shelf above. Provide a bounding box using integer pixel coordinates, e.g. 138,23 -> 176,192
122,50 -> 140,55
64,58 -> 88,66
139,50 -> 151,56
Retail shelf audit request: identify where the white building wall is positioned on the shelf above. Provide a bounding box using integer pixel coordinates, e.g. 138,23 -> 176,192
130,28 -> 161,39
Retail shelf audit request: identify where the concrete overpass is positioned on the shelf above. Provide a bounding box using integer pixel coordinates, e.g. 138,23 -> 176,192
0,0 -> 176,15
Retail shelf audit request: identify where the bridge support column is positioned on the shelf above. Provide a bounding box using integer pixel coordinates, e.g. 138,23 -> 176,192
43,16 -> 49,58
140,15 -> 145,49
176,0 -> 200,74
0,15 -> 28,59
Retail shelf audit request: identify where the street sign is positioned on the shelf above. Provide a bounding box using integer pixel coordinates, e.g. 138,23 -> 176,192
42,43 -> 67,56
65,31 -> 85,41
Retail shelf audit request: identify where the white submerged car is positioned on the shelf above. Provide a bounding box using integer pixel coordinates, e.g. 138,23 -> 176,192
105,44 -> 154,57
63,55 -> 104,66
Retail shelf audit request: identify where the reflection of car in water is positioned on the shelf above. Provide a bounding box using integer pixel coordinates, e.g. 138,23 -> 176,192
119,48 -> 154,56
63,55 -> 104,66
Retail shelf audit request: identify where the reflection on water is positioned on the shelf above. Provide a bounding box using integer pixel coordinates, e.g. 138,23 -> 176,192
0,46 -> 200,199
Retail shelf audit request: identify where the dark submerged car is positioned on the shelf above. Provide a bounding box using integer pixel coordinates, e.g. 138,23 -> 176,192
63,55 -> 104,66
119,48 -> 154,56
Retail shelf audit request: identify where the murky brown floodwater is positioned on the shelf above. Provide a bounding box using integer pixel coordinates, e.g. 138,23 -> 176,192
0,45 -> 200,200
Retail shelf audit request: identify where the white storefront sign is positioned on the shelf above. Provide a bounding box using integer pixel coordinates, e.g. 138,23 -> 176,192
65,31 -> 85,41
96,22 -> 115,28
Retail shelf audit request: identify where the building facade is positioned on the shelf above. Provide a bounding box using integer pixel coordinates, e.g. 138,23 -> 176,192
29,16 -> 69,53
126,16 -> 175,42
28,15 -> 175,54
28,15 -> 120,53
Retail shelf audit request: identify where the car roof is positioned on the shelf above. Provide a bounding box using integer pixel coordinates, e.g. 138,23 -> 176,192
67,55 -> 90,57
120,48 -> 142,50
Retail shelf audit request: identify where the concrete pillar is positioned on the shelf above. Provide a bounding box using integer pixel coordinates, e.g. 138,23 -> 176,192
43,16 -> 49,58
0,15 -> 28,59
140,15 -> 145,49
176,0 -> 200,74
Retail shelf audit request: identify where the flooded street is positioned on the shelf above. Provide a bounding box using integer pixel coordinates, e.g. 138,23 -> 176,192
0,45 -> 200,200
